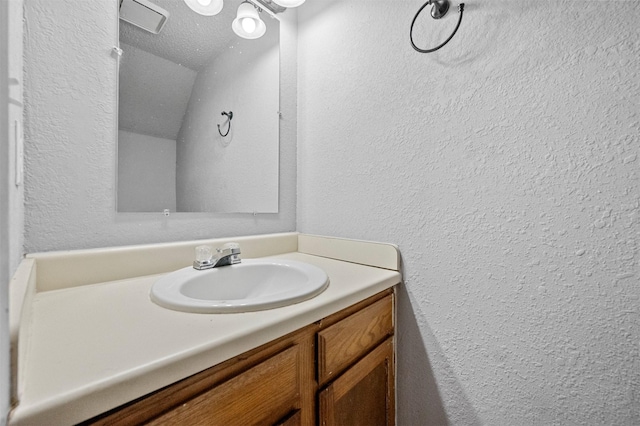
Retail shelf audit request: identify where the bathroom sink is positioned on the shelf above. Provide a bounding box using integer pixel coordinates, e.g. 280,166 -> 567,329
150,259 -> 329,313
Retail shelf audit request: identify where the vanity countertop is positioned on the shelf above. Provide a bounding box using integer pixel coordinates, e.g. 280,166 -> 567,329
9,233 -> 401,425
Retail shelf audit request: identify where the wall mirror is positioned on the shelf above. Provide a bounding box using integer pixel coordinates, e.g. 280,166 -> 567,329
117,0 -> 280,213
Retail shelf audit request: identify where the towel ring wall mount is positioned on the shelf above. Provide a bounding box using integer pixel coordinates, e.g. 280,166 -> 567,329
410,0 -> 465,53
429,0 -> 450,18
217,111 -> 233,137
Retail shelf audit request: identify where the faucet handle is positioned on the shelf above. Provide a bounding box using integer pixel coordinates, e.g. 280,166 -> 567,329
194,245 -> 215,270
220,242 -> 241,254
220,242 -> 241,265
195,245 -> 213,262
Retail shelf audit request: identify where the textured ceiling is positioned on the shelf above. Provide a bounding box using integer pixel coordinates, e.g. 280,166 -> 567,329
119,0 -> 246,71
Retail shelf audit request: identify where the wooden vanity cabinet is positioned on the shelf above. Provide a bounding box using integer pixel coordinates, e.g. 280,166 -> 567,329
146,343 -> 309,426
319,338 -> 394,426
82,288 -> 395,426
83,324 -> 316,426
317,293 -> 395,426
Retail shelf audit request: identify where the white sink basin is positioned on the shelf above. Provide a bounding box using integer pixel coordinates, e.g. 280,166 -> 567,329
150,259 -> 329,313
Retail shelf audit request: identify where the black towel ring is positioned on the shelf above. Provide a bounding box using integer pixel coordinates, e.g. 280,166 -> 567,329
217,111 -> 233,137
410,0 -> 465,53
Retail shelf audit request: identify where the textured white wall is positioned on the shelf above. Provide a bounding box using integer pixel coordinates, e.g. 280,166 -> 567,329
176,22 -> 279,213
298,1 -> 639,424
117,130 -> 177,212
23,0 -> 297,252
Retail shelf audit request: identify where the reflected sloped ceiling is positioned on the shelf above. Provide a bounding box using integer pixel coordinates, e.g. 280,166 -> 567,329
118,42 -> 196,140
119,0 -> 252,140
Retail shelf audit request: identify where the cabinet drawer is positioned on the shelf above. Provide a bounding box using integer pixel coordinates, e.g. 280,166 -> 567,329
148,345 -> 301,426
317,294 -> 393,385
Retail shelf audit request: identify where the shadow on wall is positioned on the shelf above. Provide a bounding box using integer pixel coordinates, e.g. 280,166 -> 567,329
396,284 -> 481,426
425,1 -> 539,68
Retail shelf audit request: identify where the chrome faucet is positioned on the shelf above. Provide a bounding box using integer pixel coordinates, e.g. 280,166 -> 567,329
193,243 -> 241,270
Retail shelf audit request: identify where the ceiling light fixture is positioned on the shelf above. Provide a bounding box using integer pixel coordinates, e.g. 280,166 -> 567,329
272,0 -> 305,7
232,2 -> 266,39
183,0 -> 224,16
250,0 -> 286,16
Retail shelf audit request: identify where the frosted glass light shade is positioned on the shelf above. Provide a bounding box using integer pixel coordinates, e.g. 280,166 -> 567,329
272,0 -> 305,7
232,2 -> 266,39
242,17 -> 256,33
183,0 -> 223,16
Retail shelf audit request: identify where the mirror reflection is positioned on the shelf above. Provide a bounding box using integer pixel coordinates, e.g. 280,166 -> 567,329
117,0 -> 280,213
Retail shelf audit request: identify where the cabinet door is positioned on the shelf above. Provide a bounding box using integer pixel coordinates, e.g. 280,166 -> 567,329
148,345 -> 302,426
317,294 -> 393,386
318,338 -> 395,426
